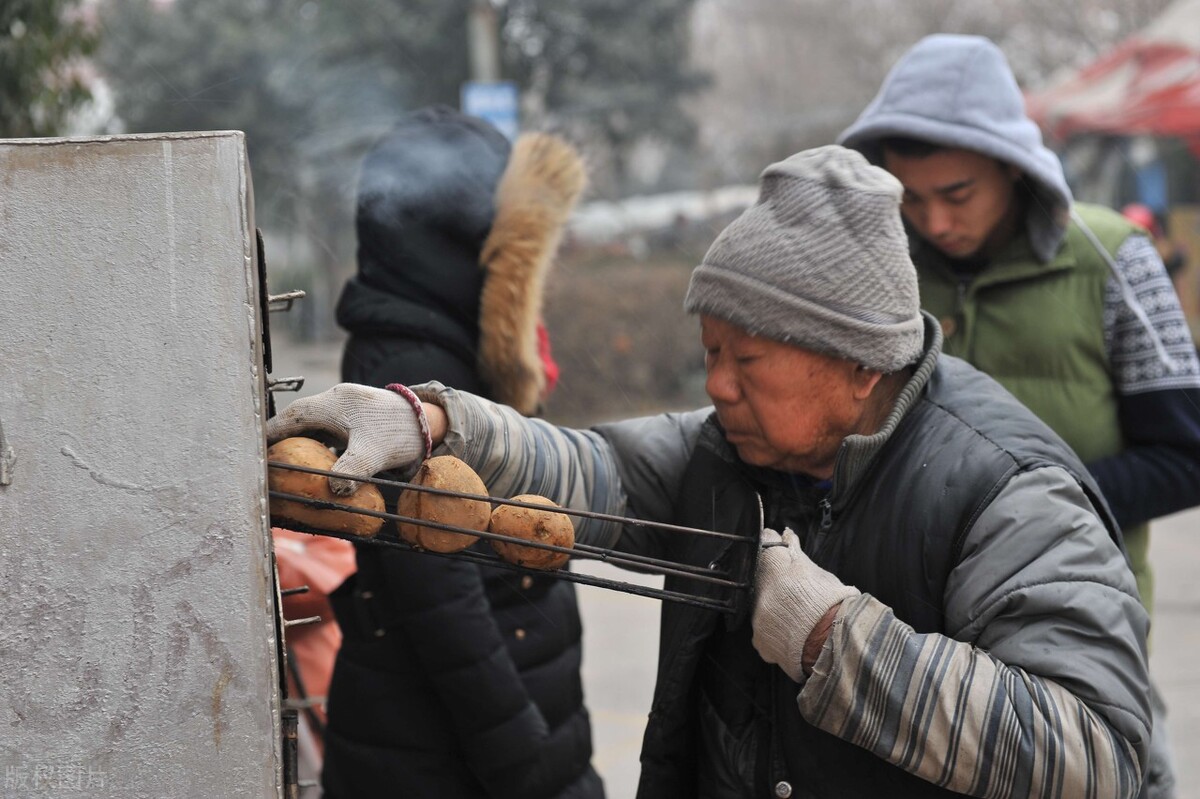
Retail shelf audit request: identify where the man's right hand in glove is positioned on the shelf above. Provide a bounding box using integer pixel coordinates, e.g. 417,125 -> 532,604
265,383 -> 442,495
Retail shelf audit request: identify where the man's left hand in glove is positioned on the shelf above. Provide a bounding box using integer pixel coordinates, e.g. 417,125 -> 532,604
751,527 -> 861,682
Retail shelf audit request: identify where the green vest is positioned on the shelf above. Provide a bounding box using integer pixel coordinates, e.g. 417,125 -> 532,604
914,203 -> 1154,614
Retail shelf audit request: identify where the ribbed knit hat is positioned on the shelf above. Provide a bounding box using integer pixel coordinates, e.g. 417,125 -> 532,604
684,145 -> 923,372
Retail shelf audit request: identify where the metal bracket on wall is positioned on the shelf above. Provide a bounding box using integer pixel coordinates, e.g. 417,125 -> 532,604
267,290 -> 307,313
281,707 -> 300,799
0,418 -> 15,486
267,376 -> 306,393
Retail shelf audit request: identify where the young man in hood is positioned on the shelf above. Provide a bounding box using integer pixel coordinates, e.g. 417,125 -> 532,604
839,33 -> 1200,799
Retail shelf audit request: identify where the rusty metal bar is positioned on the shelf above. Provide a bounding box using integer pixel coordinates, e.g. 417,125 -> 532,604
273,515 -> 740,614
281,708 -> 299,799
267,289 -> 306,313
268,460 -> 749,543
268,489 -> 747,590
267,376 -> 306,393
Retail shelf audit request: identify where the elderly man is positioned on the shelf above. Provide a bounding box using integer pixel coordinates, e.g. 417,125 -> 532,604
268,146 -> 1150,798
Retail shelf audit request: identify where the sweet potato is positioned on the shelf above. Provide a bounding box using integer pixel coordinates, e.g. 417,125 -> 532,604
489,495 -> 574,570
267,437 -> 385,537
396,456 -> 490,553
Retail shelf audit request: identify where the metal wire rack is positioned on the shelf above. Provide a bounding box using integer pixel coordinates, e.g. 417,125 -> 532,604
267,460 -> 755,614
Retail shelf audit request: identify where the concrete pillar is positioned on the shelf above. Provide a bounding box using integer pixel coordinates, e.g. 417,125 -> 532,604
0,131 -> 282,797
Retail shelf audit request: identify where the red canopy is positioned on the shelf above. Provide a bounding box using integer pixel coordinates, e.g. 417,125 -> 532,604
1026,0 -> 1200,150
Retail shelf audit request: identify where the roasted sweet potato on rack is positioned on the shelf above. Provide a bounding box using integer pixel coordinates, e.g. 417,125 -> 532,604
267,437 -> 385,537
489,495 -> 575,570
395,456 -> 490,553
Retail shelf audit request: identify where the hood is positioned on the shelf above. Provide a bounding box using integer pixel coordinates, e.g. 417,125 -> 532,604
341,105 -> 586,416
838,34 -> 1073,263
335,277 -> 479,365
347,105 -> 512,343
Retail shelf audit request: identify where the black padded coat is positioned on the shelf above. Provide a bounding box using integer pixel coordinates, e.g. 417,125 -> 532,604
321,106 -> 603,799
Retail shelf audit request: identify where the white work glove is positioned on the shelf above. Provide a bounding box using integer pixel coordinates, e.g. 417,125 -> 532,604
752,527 -> 861,682
265,383 -> 432,495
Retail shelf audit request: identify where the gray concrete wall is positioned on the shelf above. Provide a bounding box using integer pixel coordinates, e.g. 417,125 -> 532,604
0,132 -> 282,798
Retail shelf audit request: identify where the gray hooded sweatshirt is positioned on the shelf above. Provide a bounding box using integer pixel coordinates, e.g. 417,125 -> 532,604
838,33 -> 1072,263
838,33 -> 1200,539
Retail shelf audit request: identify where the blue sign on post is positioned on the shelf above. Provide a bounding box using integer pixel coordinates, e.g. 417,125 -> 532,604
461,80 -> 520,141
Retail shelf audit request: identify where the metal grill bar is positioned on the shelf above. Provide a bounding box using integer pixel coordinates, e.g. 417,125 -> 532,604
275,517 -> 738,614
268,460 -> 749,543
268,489 -> 747,590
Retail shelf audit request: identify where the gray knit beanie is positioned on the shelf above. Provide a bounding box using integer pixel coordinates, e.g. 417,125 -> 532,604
684,145 -> 923,372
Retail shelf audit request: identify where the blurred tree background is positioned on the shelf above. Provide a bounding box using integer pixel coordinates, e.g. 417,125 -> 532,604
0,0 -> 96,137
93,0 -> 704,344
0,0 -> 1180,421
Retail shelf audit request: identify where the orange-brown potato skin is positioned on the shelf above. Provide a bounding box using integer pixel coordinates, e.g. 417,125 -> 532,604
396,456 -> 490,553
489,495 -> 574,570
267,437 -> 385,537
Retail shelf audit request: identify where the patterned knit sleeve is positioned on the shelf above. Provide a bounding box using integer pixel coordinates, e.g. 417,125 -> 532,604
797,467 -> 1150,798
1092,234 -> 1200,527
1102,234 -> 1200,393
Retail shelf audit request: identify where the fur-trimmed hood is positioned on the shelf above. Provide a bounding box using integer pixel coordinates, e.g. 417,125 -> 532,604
478,132 -> 586,414
336,107 -> 585,414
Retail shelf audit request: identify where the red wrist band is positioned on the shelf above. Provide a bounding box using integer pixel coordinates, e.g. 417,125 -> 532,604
385,383 -> 433,459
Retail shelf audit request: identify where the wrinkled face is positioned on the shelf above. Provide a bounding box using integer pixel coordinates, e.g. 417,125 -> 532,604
701,316 -> 881,478
883,147 -> 1021,260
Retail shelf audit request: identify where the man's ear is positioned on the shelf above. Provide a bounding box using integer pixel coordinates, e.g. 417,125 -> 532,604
852,365 -> 884,400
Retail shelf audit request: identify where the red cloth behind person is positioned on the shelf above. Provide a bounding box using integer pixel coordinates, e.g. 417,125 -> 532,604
273,528 -> 356,738
536,321 -> 560,398
1121,203 -> 1164,239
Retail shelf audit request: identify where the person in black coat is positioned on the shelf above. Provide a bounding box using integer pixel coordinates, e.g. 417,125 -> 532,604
321,106 -> 603,799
